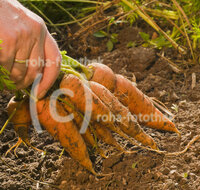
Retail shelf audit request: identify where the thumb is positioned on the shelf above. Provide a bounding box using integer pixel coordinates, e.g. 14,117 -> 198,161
37,32 -> 61,99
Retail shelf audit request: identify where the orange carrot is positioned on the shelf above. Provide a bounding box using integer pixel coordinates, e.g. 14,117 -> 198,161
60,95 -> 126,154
60,74 -> 158,149
94,123 -> 125,152
60,74 -> 114,126
6,97 -> 31,147
60,74 -> 132,152
6,97 -> 42,155
88,63 -> 179,134
88,62 -> 116,93
60,74 -> 141,148
37,98 -> 96,175
60,100 -> 107,157
114,74 -> 179,134
89,81 -> 158,149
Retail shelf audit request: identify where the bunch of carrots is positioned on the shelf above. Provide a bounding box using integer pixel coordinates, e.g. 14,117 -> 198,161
5,52 -> 180,175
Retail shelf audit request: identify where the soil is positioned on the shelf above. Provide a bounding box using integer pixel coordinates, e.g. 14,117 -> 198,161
0,25 -> 200,190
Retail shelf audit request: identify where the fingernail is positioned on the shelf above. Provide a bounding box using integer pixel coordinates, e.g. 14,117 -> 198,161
37,89 -> 47,99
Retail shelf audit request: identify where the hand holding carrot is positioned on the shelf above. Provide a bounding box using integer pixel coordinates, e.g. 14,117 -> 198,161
0,0 -> 61,98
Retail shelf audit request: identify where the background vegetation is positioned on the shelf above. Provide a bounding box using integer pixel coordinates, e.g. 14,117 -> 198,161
19,0 -> 200,63
1,0 -> 200,90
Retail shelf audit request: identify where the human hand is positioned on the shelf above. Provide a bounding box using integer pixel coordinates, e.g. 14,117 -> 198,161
0,0 -> 61,99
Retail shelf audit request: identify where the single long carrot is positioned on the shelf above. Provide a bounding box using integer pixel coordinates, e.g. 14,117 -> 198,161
88,63 -> 179,134
114,74 -> 179,134
60,99 -> 90,142
37,98 -> 96,175
89,81 -> 158,150
60,100 -> 107,157
6,97 -> 42,155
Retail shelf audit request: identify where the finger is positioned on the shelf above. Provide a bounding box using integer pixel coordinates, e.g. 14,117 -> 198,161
0,39 -> 16,71
37,32 -> 61,99
9,61 -> 28,86
15,42 -> 44,89
9,41 -> 34,84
